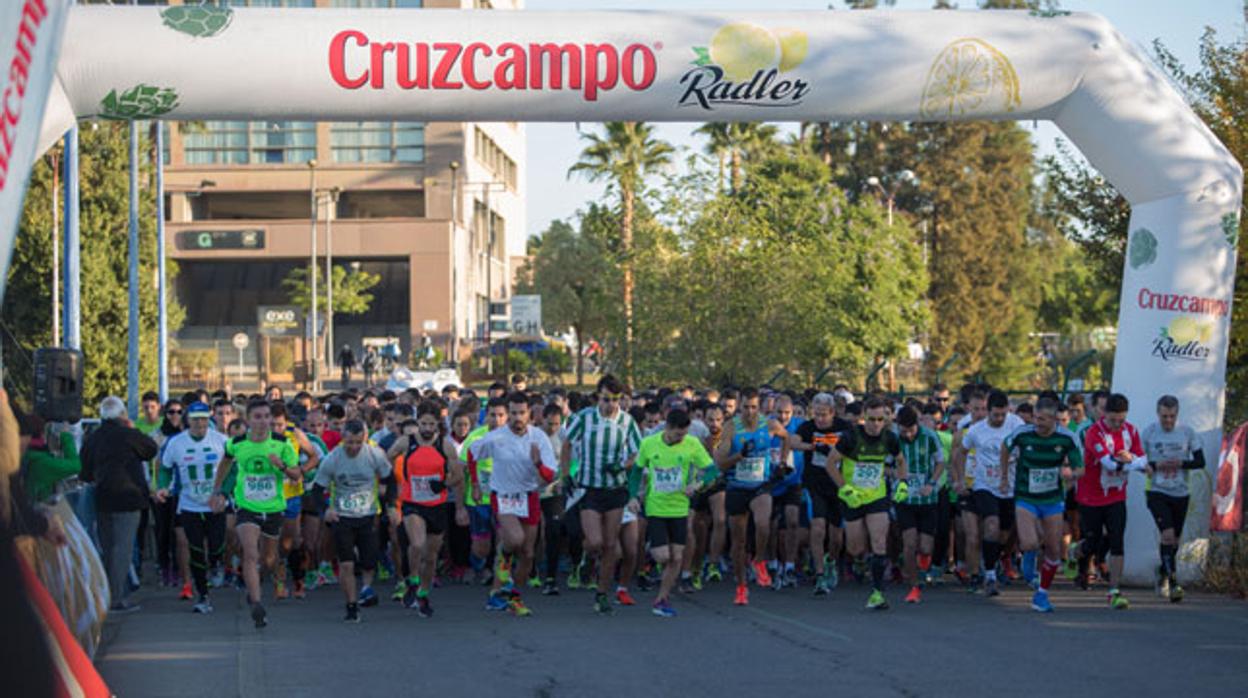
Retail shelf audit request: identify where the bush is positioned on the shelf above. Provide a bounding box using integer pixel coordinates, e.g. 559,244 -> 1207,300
506,349 -> 531,375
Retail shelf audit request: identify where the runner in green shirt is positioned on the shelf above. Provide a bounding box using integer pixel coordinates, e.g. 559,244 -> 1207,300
1000,397 -> 1082,613
211,400 -> 298,629
631,410 -> 712,617
896,406 -> 945,605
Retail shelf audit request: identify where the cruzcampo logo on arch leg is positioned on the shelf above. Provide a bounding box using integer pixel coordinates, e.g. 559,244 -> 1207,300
1222,212 -> 1240,248
920,38 -> 1021,118
100,85 -> 180,120
161,5 -> 234,38
1128,227 -> 1158,270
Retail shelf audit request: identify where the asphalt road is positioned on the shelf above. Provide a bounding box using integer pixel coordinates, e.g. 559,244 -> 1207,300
96,574 -> 1248,698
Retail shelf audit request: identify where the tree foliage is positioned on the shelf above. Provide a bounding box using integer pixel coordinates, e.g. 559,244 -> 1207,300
282,263 -> 381,317
3,123 -> 186,410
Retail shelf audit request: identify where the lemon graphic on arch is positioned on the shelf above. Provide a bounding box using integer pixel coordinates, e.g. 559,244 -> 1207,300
773,28 -> 809,72
920,38 -> 1021,118
709,22 -> 780,82
1199,323 -> 1214,344
1167,316 -> 1200,344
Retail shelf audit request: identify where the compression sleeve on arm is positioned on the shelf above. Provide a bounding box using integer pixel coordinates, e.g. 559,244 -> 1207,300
1183,449 -> 1206,471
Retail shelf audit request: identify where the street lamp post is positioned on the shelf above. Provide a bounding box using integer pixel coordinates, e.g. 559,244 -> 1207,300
156,123 -> 168,402
127,120 -> 140,419
459,179 -> 506,375
308,158 -> 319,392
325,187 -> 340,379
866,169 -> 917,226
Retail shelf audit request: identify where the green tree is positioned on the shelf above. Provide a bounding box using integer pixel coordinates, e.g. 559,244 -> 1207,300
4,123 -> 185,410
693,123 -> 780,193
282,263 -> 381,317
514,213 -> 618,386
568,122 -> 674,386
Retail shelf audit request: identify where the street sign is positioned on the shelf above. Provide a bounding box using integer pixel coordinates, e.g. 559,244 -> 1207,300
511,294 -> 542,337
257,305 -> 302,337
232,332 -> 250,350
176,229 -> 265,251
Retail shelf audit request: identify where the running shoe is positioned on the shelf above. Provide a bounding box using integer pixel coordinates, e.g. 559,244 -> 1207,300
985,578 -> 1000,597
594,592 -> 615,615
813,578 -> 830,597
967,575 -> 982,595
1075,572 -> 1091,591
615,588 -> 637,606
192,597 -> 214,615
293,579 -> 306,600
1169,584 -> 1185,603
1031,590 -> 1054,613
485,592 -> 510,612
1064,542 -> 1081,580
1002,557 -> 1020,581
377,560 -> 393,582
359,586 -> 379,607
826,566 -> 840,591
274,579 -> 289,600
752,561 -> 772,588
496,554 -> 513,586
733,584 -> 749,606
392,579 -> 408,602
417,595 -> 434,618
652,599 -> 677,618
507,595 -> 532,617
784,568 -> 798,589
905,586 -> 922,604
926,565 -> 943,586
528,575 -> 543,589
866,589 -> 888,610
704,561 -> 723,583
345,603 -> 360,623
179,582 -> 193,601
691,572 -> 704,591
541,578 -> 560,596
404,583 -> 420,609
1109,590 -> 1130,610
209,568 -> 225,589
567,567 -> 583,590
318,562 -> 337,587
251,602 -> 268,629
679,575 -> 695,595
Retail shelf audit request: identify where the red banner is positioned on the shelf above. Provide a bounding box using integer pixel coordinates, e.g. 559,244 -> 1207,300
1211,422 -> 1248,532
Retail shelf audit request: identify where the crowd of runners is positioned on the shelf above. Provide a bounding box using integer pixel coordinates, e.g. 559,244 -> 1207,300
109,373 -> 1204,626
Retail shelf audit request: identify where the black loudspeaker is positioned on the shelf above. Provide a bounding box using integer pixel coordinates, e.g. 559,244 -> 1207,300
33,348 -> 83,423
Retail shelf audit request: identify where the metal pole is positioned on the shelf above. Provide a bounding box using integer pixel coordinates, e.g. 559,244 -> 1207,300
326,191 -> 334,376
51,148 -> 60,347
156,123 -> 168,402
63,127 -> 80,350
308,159 -> 319,391
484,185 -> 493,375
128,121 -> 141,419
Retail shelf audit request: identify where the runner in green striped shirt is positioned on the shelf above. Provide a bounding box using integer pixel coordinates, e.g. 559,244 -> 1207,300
896,406 -> 945,604
558,374 -> 642,614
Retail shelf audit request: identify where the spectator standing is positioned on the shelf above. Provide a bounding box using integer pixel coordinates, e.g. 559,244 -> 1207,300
80,397 -> 159,614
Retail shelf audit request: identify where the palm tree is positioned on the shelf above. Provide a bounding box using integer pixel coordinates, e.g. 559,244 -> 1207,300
693,122 -> 780,192
568,122 -> 673,386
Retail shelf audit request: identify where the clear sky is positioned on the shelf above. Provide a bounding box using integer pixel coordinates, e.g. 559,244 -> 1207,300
522,0 -> 1244,241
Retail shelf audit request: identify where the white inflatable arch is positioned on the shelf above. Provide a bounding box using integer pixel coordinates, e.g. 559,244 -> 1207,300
37,6 -> 1243,583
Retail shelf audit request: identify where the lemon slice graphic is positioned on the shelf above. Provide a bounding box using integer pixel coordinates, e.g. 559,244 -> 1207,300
1167,316 -> 1200,344
773,28 -> 808,73
1199,323 -> 1213,344
710,22 -> 780,82
920,38 -> 1021,118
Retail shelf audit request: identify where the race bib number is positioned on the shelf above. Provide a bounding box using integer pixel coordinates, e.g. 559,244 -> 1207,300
1151,469 -> 1185,494
735,457 -> 766,483
1101,468 -> 1128,492
812,451 -> 828,468
189,480 -> 214,500
1028,468 -> 1059,494
982,462 -> 1000,485
652,467 -> 683,494
497,492 -> 529,518
338,490 -> 375,516
409,475 -> 440,503
852,463 -> 883,490
243,474 -> 277,503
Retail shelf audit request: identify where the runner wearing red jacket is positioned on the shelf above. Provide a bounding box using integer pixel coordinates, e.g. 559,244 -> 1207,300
1072,393 -> 1148,609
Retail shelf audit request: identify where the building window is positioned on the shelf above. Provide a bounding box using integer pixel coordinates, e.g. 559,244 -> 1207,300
473,127 -> 517,190
473,200 -> 505,260
331,122 -> 425,164
330,0 -> 423,6
182,121 -> 316,165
